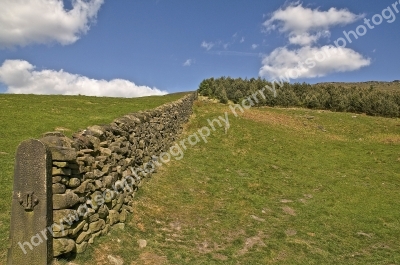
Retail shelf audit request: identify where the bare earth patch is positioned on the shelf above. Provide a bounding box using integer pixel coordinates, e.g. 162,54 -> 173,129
237,232 -> 267,256
93,245 -> 115,264
241,108 -> 348,141
212,253 -> 229,261
241,109 -> 306,131
367,134 -> 400,144
130,252 -> 168,265
250,215 -> 266,222
285,229 -> 297,236
197,241 -> 224,254
282,206 -> 296,216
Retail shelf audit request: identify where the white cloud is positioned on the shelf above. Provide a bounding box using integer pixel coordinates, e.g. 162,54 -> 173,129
251,44 -> 259,50
264,3 -> 363,45
259,46 -> 371,79
240,37 -> 245,43
0,60 -> 167,97
0,0 -> 104,48
201,41 -> 214,51
183,59 -> 194,67
288,31 -> 331,46
259,3 -> 370,80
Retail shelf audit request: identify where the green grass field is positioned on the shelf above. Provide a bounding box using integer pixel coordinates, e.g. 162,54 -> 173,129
65,98 -> 400,264
2,94 -> 400,264
0,92 -> 188,263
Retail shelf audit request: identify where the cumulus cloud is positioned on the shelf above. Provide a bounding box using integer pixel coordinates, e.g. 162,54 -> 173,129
259,3 -> 370,80
0,0 -> 104,48
183,59 -> 194,67
0,60 -> 167,97
264,3 -> 363,45
259,45 -> 371,79
251,44 -> 259,50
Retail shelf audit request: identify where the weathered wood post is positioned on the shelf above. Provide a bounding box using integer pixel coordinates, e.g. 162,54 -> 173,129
7,139 -> 53,265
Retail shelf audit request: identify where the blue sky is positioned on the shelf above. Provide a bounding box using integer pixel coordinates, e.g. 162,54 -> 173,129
0,0 -> 399,97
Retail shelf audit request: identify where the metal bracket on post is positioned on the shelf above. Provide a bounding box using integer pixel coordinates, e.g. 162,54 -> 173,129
18,192 -> 39,211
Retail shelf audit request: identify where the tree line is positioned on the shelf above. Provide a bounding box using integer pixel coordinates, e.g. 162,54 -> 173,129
198,77 -> 400,118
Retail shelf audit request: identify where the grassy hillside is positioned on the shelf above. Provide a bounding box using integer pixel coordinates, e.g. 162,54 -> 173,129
66,98 -> 400,264
2,93 -> 400,264
0,93 -> 189,263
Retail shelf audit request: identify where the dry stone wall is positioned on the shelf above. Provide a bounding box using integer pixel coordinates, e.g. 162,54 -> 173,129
39,93 -> 196,258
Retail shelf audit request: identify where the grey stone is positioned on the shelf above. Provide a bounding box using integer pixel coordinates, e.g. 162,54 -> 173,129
53,209 -> 78,224
99,141 -> 109,147
60,176 -> 70,185
93,169 -> 105,178
76,231 -> 92,244
76,241 -> 88,254
52,183 -> 66,194
88,213 -> 99,223
84,172 -> 95,179
119,209 -> 128,223
87,125 -> 105,138
70,220 -> 87,237
42,132 -> 66,138
103,175 -> 114,188
53,238 -> 75,257
52,229 -> 70,238
98,204 -> 109,219
101,165 -> 111,173
103,189 -> 115,203
89,219 -> 105,233
48,146 -> 77,161
88,231 -> 102,244
52,167 -> 72,176
107,255 -> 124,265
53,191 -> 80,210
94,179 -> 103,189
73,180 -> 91,194
100,147 -> 112,157
68,177 -> 81,188
51,222 -> 71,233
80,148 -> 94,154
123,205 -> 134,213
138,239 -> 147,249
113,223 -> 125,231
52,176 -> 62,184
53,161 -> 69,168
108,210 -> 120,225
101,224 -> 111,236
89,191 -> 103,210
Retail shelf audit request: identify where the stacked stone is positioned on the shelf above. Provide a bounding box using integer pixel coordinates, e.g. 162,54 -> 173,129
39,93 -> 196,258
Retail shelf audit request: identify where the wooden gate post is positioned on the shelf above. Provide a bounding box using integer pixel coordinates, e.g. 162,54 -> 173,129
7,139 -> 53,265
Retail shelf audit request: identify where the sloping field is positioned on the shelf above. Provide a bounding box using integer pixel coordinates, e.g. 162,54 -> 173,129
68,99 -> 400,264
0,93 -> 188,263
